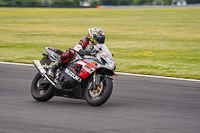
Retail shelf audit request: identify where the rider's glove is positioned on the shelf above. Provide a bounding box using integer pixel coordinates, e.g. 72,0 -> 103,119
90,50 -> 97,56
79,49 -> 92,55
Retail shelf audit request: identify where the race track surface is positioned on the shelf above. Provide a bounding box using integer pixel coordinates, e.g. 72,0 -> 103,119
0,63 -> 200,133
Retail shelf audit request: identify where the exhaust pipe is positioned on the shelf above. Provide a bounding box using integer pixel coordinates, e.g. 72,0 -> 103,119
33,60 -> 46,76
33,60 -> 55,86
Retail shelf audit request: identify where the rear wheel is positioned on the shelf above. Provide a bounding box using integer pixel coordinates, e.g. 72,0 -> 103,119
85,78 -> 113,106
31,73 -> 54,102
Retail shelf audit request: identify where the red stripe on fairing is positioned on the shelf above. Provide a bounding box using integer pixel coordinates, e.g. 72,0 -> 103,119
82,60 -> 98,70
78,61 -> 98,79
79,67 -> 90,79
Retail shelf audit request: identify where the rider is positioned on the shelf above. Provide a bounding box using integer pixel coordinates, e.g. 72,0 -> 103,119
47,27 -> 105,78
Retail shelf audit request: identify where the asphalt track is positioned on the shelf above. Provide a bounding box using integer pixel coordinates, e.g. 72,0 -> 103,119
0,63 -> 200,133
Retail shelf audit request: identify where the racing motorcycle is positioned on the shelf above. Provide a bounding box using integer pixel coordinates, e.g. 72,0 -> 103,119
31,44 -> 117,106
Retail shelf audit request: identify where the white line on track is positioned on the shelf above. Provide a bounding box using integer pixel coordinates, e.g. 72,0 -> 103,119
0,61 -> 200,82
0,61 -> 34,67
115,72 -> 200,82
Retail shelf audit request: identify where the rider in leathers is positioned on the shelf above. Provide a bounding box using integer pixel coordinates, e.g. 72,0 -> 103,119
48,27 -> 105,78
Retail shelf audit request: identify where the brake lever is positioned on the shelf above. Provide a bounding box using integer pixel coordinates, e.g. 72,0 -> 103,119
91,49 -> 99,56
90,52 -> 96,56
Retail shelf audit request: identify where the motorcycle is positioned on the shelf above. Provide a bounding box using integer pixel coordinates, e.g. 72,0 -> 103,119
31,44 -> 117,106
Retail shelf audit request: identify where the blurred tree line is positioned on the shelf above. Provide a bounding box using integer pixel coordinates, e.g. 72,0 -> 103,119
0,0 -> 199,6
0,0 -> 80,6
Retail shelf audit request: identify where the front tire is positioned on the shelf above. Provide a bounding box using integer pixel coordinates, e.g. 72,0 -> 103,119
85,78 -> 113,106
31,73 -> 54,102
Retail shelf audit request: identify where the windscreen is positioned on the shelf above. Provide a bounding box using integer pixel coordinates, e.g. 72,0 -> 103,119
96,44 -> 113,58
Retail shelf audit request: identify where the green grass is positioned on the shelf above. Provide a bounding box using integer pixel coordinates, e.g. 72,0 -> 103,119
0,7 -> 200,79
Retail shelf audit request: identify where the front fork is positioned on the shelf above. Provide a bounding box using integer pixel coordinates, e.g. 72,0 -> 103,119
91,72 -> 113,90
92,72 -> 97,90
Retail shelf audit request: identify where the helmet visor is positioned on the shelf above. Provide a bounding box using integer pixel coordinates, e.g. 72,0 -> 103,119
95,36 -> 105,44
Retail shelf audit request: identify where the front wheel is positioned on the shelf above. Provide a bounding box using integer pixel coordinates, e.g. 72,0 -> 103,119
31,73 -> 54,102
85,78 -> 113,106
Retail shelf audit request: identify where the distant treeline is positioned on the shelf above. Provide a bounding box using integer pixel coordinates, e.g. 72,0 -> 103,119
0,0 -> 199,6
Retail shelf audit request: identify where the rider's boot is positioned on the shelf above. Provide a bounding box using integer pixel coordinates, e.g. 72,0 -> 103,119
47,60 -> 63,79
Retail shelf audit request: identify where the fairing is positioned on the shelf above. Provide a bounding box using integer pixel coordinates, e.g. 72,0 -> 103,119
45,44 -> 116,81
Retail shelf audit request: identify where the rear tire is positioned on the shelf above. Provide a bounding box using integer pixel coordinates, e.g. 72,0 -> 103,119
85,78 -> 113,106
31,73 -> 54,102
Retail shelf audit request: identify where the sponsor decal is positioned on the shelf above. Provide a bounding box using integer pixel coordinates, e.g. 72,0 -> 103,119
65,68 -> 82,82
76,60 -> 98,79
77,61 -> 96,74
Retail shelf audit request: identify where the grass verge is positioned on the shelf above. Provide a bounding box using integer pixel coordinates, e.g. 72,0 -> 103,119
0,7 -> 200,79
